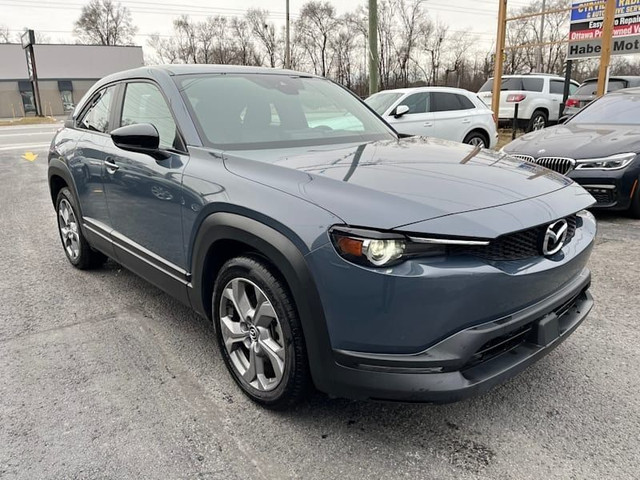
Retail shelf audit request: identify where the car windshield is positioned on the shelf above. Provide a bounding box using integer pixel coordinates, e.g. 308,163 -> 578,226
568,93 -> 640,125
574,80 -> 627,96
176,74 -> 395,150
365,92 -> 404,115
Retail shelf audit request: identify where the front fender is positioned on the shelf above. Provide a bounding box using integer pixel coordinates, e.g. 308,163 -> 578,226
188,212 -> 335,392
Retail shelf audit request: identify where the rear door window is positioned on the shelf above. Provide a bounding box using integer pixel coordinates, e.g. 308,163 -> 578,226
431,92 -> 468,112
522,78 -> 544,92
550,80 -> 565,95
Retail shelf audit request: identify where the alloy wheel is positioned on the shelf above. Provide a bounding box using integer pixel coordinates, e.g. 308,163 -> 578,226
219,278 -> 286,392
58,198 -> 80,260
532,116 -> 546,130
468,136 -> 486,147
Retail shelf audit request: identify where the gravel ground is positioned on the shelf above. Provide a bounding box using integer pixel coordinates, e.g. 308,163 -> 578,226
1,124 -> 639,479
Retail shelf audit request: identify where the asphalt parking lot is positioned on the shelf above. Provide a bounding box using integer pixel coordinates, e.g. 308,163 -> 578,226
1,123 -> 639,479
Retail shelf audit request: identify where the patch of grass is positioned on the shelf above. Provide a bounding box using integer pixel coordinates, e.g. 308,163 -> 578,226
0,116 -> 59,127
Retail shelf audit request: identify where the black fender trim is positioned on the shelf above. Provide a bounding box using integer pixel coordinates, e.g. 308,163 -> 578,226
48,159 -> 80,210
189,212 -> 336,392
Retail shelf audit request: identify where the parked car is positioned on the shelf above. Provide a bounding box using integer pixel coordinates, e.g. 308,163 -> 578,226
49,65 -> 596,409
365,87 -> 498,148
478,74 -> 580,132
502,87 -> 640,217
564,76 -> 640,116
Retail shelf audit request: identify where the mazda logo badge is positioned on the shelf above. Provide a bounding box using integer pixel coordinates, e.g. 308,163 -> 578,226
541,219 -> 568,256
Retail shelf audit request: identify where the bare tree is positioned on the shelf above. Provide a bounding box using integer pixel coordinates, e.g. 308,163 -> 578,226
74,0 -> 137,45
0,25 -> 10,43
296,1 -> 339,77
246,9 -> 279,68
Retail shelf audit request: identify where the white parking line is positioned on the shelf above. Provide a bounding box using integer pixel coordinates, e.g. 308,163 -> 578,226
0,132 -> 56,138
0,143 -> 50,151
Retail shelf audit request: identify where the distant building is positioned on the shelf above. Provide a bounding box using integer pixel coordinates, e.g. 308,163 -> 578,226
0,43 -> 144,118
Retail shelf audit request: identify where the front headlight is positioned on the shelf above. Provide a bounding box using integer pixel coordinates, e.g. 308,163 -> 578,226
330,227 -> 488,268
575,152 -> 637,170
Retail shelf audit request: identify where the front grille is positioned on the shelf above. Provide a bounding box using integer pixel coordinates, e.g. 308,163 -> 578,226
452,215 -> 578,261
510,154 -> 576,175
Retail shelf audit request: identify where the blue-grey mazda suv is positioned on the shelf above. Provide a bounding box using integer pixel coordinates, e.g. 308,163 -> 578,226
48,65 -> 596,409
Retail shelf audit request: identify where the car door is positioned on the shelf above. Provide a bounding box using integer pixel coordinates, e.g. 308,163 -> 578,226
103,81 -> 190,272
72,84 -> 119,255
385,92 -> 434,136
429,92 -> 473,142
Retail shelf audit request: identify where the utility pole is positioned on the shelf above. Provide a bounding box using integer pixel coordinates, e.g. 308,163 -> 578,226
491,0 -> 508,128
536,0 -> 546,72
368,0 -> 379,95
285,0 -> 291,69
597,0 -> 616,97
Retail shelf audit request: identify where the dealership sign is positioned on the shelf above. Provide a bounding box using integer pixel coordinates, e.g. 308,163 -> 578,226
568,0 -> 640,58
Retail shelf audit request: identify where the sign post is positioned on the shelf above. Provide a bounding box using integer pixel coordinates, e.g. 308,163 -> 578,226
596,0 -> 617,96
21,29 -> 43,117
491,0 -> 508,128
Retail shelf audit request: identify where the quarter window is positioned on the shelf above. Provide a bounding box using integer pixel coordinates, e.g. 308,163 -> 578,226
121,82 -> 179,150
79,86 -> 115,133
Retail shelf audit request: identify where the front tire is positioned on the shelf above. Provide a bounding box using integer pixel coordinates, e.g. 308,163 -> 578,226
212,256 -> 310,409
55,187 -> 107,269
527,110 -> 548,132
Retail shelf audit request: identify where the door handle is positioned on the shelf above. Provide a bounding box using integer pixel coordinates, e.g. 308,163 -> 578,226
462,118 -> 471,124
105,157 -> 119,173
424,122 -> 433,127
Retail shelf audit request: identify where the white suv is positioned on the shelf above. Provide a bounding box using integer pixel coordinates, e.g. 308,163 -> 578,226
477,74 -> 579,132
366,87 -> 498,148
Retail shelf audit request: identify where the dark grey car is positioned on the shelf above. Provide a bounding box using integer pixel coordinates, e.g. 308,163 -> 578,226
48,65 -> 596,409
564,76 -> 640,116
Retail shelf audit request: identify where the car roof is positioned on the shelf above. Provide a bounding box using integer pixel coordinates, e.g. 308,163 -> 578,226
581,76 -> 640,83
96,64 -> 322,85
371,86 -> 474,96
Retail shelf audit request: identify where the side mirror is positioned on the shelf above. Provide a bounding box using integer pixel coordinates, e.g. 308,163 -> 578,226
111,123 -> 169,159
393,105 -> 410,118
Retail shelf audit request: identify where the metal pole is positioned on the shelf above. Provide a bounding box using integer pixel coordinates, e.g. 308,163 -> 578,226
491,0 -> 508,129
597,0 -> 616,97
560,59 -> 573,117
368,0 -> 379,95
537,0 -> 546,72
285,0 -> 291,69
512,103 -> 519,140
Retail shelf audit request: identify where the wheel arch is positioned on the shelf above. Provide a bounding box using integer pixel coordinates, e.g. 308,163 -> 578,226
188,211 -> 334,391
48,159 -> 82,214
463,128 -> 490,147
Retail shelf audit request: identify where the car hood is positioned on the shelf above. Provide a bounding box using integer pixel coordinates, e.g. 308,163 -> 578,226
222,137 -> 579,231
503,123 -> 640,159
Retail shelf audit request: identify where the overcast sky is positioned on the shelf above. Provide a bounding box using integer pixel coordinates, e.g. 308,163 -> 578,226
2,0 -> 536,53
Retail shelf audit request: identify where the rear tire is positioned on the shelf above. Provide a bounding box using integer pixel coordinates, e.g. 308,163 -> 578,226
212,256 -> 310,409
526,110 -> 548,132
55,187 -> 107,269
462,131 -> 488,148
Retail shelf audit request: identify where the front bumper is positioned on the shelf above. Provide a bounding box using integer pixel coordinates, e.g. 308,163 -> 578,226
569,163 -> 640,211
323,269 -> 593,402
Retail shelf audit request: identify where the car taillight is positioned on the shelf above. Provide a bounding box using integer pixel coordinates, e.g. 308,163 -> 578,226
492,112 -> 497,124
565,98 -> 579,107
506,94 -> 526,102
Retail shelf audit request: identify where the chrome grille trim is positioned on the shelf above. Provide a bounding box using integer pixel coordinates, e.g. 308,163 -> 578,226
510,154 -> 575,175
